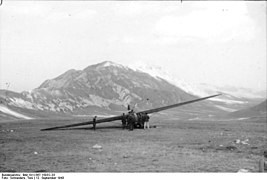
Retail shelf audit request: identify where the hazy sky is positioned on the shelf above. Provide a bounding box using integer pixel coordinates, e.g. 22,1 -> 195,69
0,1 -> 266,92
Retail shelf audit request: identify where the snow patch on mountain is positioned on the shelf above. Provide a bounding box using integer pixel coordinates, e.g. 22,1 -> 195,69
214,105 -> 236,112
129,62 -> 164,80
128,62 -> 221,98
97,61 -> 130,70
211,98 -> 247,104
0,105 -> 32,119
194,83 -> 264,99
128,62 -> 264,102
102,61 -> 123,68
9,98 -> 35,110
129,62 -> 195,93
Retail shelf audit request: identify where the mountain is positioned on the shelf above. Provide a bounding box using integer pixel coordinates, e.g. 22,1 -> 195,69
0,61 -> 264,119
1,61 -> 222,119
228,99 -> 267,118
129,62 -> 265,112
0,104 -> 32,120
129,62 -> 265,99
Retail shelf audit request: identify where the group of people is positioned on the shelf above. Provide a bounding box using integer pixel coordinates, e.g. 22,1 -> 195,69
92,111 -> 150,131
121,111 -> 150,130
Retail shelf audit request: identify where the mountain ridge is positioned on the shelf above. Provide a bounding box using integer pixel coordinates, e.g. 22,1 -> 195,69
1,61 -> 204,118
0,61 -> 265,119
228,99 -> 267,119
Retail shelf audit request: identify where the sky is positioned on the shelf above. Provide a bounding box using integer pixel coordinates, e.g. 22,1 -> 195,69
0,1 -> 266,92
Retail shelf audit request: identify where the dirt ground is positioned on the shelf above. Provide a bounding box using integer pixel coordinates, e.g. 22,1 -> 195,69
0,115 -> 266,172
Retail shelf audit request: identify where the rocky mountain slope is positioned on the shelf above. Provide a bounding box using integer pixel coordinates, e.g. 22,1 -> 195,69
0,61 -> 264,119
130,62 -> 265,107
1,61 -> 218,119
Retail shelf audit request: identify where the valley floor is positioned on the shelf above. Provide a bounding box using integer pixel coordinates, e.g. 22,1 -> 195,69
0,116 -> 266,172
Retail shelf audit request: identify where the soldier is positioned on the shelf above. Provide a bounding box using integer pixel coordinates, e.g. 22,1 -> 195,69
144,113 -> 150,129
259,150 -> 267,172
128,110 -> 135,131
121,113 -> 127,129
93,116 -> 97,130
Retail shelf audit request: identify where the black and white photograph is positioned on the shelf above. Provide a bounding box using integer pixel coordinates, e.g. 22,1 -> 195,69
0,0 -> 266,174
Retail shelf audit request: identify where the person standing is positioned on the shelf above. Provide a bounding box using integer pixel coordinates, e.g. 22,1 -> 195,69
144,113 -> 150,129
128,110 -> 135,131
93,116 -> 97,130
259,150 -> 267,172
121,113 -> 127,129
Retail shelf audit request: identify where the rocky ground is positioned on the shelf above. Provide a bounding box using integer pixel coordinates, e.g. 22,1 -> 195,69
0,114 -> 266,172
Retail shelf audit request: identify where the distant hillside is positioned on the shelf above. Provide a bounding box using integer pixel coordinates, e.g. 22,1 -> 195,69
1,61 -> 264,120
228,100 -> 267,118
1,61 -> 226,119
